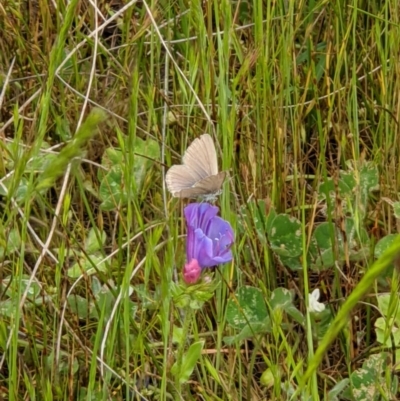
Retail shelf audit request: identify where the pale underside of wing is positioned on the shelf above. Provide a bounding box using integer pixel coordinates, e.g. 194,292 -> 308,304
165,133 -> 224,198
181,134 -> 219,181
165,164 -> 199,194
176,171 -> 226,198
166,167 -> 226,198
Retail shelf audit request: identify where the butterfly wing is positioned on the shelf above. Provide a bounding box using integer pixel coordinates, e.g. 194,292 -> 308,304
166,134 -> 224,198
165,164 -> 199,195
182,134 -> 219,180
177,172 -> 226,198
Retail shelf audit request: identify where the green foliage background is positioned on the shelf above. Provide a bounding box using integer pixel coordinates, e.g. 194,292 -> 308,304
1,0 -> 400,400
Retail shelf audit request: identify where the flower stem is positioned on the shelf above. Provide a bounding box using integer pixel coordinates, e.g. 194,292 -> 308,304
175,305 -> 194,395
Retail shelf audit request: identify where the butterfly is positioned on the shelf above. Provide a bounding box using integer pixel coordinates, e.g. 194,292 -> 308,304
166,134 -> 226,200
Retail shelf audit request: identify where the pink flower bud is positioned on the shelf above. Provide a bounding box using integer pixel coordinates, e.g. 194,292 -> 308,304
183,259 -> 201,284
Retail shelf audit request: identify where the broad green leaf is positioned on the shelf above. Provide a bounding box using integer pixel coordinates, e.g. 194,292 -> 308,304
314,249 -> 339,270
90,286 -> 136,321
26,152 -> 57,173
268,214 -> 302,257
310,222 -> 343,270
278,255 -> 302,271
67,295 -> 91,320
376,293 -> 391,316
333,218 -> 370,263
265,208 -> 277,234
240,200 -> 269,244
375,234 -> 398,259
0,300 -> 17,317
105,147 -> 124,166
68,253 -> 108,278
226,286 -> 268,330
135,284 -> 160,310
0,177 -> 29,203
55,116 -> 72,141
393,202 -> 400,219
13,178 -> 29,203
131,136 -> 160,193
85,228 -> 106,253
171,340 -> 204,384
344,218 -> 370,250
346,161 -> 379,219
318,174 -> 355,211
270,287 -> 304,325
312,222 -> 342,251
358,161 -> 379,199
269,287 -> 293,310
346,353 -> 389,400
374,317 -> 400,347
318,162 -> 378,223
173,326 -> 184,345
223,320 -> 272,345
91,276 -> 102,296
0,228 -> 21,258
339,171 -> 357,194
373,235 -> 396,286
376,294 -> 400,325
2,275 -> 41,301
99,166 -> 125,211
45,349 -> 78,375
4,139 -> 26,170
327,379 -> 349,401
285,304 -> 305,325
315,309 -> 334,340
98,137 -> 160,210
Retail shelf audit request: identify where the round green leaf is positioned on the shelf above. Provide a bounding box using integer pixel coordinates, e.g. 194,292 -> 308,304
375,234 -> 398,259
268,214 -> 302,257
226,286 -> 268,330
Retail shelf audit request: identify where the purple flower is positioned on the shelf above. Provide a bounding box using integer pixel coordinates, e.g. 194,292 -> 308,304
184,203 -> 234,271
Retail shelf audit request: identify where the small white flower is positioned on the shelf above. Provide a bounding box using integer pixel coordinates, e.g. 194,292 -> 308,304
309,289 -> 325,313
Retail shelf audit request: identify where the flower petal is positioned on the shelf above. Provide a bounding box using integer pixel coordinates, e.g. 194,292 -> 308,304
193,229 -> 215,267
309,289 -> 325,313
184,203 -> 218,231
186,223 -> 197,262
206,216 -> 234,242
214,247 -> 233,264
311,288 -> 320,300
197,203 -> 219,231
184,202 -> 234,269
